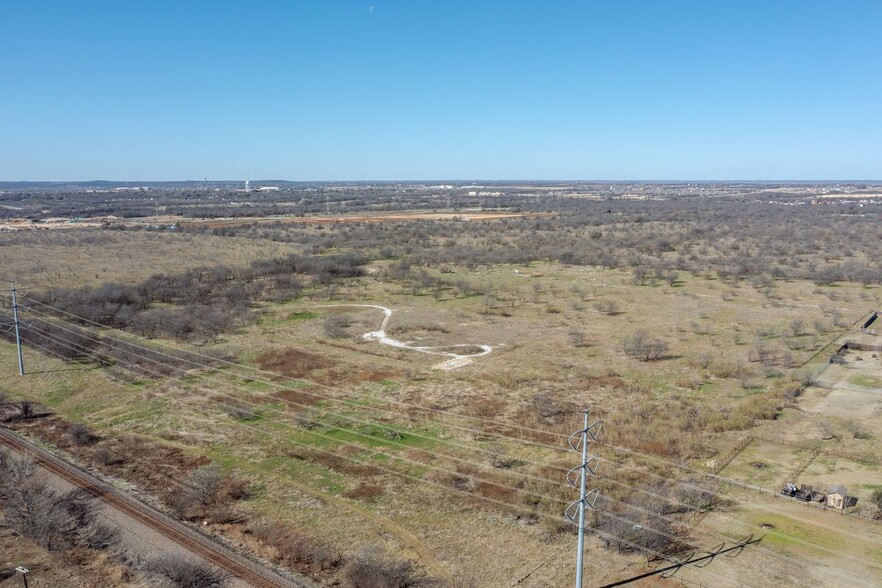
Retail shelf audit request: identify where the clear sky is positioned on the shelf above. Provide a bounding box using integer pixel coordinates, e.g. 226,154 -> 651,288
2,1 -> 880,181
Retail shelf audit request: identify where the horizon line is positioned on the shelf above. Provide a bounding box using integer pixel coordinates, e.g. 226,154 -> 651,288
2,178 -> 881,184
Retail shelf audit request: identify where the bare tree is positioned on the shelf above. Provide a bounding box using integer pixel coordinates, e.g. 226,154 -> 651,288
17,400 -> 36,420
623,330 -> 669,361
343,549 -> 435,588
594,299 -> 621,315
68,423 -> 100,446
143,554 -> 230,588
0,454 -> 118,554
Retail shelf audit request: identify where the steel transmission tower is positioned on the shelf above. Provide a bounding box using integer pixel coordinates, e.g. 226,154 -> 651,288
7,282 -> 25,376
565,408 -> 602,588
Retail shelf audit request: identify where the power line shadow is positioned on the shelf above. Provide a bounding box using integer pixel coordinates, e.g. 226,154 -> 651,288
26,364 -> 101,375
600,535 -> 762,587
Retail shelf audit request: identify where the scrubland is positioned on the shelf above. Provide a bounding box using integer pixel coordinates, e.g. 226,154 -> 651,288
1,184 -> 882,586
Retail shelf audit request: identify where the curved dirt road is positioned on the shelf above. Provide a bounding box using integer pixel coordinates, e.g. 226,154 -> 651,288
322,304 -> 492,369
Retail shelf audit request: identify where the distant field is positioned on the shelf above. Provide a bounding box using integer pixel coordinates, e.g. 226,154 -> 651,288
2,186 -> 882,586
0,229 -> 302,289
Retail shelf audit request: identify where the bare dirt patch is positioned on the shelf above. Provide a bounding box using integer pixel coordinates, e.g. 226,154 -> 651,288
801,386 -> 882,420
272,388 -> 324,407
303,451 -> 386,478
9,415 -> 209,497
257,348 -> 336,378
342,484 -> 385,501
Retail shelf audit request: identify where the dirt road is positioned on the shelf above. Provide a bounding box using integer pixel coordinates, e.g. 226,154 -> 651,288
321,304 -> 493,369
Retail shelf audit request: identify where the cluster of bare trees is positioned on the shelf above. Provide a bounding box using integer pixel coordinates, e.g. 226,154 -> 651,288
6,183 -> 881,290
165,464 -> 250,523
0,448 -> 241,587
0,451 -> 119,553
181,193 -> 882,287
342,549 -> 441,588
142,554 -> 230,588
9,252 -> 366,345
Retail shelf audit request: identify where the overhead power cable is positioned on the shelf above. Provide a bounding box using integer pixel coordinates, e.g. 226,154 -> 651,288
19,329 -> 882,587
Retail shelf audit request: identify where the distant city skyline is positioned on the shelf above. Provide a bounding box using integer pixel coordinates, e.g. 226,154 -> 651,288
2,1 -> 880,181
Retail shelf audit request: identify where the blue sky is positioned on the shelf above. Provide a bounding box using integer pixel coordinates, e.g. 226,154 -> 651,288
1,1 -> 880,181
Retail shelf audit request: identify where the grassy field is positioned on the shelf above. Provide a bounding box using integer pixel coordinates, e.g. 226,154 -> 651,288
0,229 -> 303,289
3,218 -> 882,586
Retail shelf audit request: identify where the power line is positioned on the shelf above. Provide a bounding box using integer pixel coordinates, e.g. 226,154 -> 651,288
23,298 -> 573,444
21,333 -> 867,588
29,295 -> 874,500
20,328 -> 881,587
15,337 -> 743,588
22,307 -> 882,557
24,302 -> 882,554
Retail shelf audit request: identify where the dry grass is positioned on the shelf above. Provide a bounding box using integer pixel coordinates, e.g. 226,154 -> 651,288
0,229 -> 301,290
256,347 -> 336,378
3,225 -> 882,586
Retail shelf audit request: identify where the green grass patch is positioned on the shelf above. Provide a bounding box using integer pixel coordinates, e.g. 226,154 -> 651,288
742,511 -> 841,551
288,311 -> 318,320
850,374 -> 882,388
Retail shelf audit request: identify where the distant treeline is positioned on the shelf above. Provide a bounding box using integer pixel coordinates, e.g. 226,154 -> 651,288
1,252 -> 367,350
187,197 -> 882,286
4,182 -> 866,221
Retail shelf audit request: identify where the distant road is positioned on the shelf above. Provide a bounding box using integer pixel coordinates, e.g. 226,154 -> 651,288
0,210 -> 547,232
189,210 -> 544,229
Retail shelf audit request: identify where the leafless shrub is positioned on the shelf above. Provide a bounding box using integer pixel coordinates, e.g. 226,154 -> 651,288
187,464 -> 225,507
0,457 -> 119,554
671,478 -> 719,511
531,393 -> 569,423
293,408 -> 320,430
17,400 -> 36,420
343,549 -> 436,588
68,423 -> 100,446
0,450 -> 36,496
485,443 -> 521,469
594,299 -> 621,315
221,402 -> 257,421
592,505 -> 677,556
568,329 -> 590,347
166,463 -> 248,520
324,314 -> 352,338
93,446 -> 116,466
847,421 -> 873,440
246,517 -> 340,572
622,330 -> 669,361
691,353 -> 713,370
790,319 -> 809,337
143,554 -> 230,588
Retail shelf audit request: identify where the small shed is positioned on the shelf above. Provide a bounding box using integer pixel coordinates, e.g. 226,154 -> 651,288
826,485 -> 848,509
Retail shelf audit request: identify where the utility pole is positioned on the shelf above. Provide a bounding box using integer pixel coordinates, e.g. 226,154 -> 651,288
15,566 -> 29,588
10,282 -> 25,376
565,407 -> 602,588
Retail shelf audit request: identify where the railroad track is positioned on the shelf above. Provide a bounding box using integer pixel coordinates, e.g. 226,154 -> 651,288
0,427 -> 304,588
